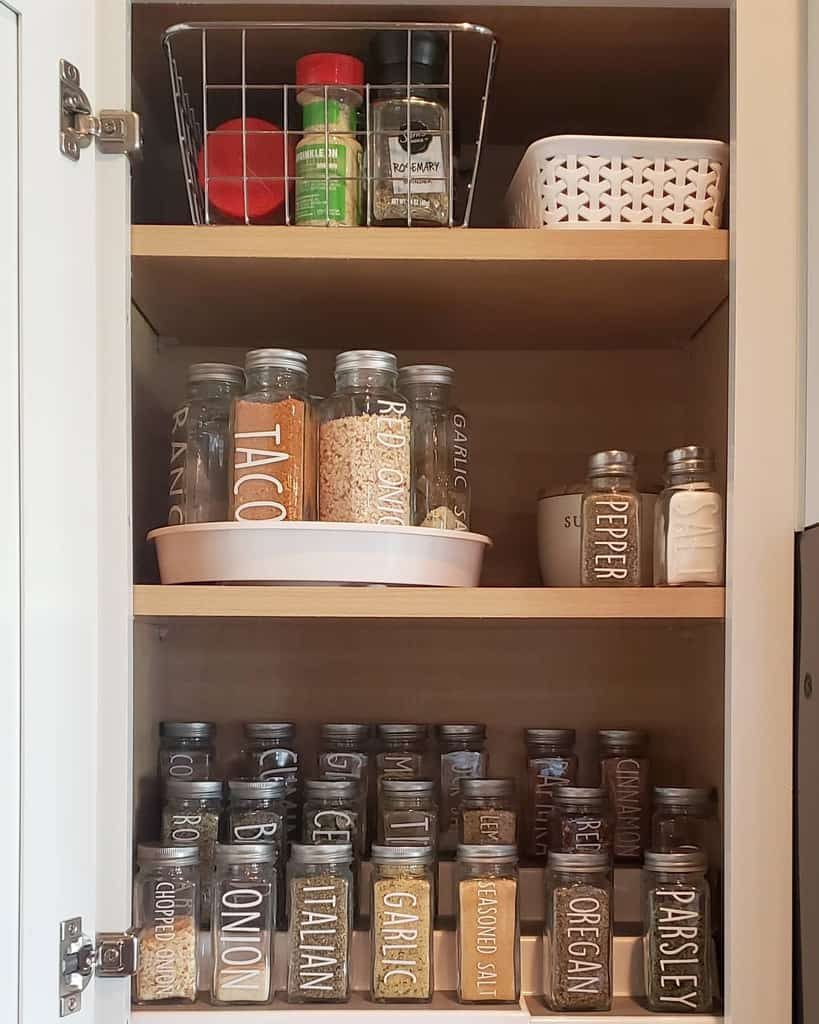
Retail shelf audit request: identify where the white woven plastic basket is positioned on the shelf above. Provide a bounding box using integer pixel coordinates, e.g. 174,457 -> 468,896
505,135 -> 729,228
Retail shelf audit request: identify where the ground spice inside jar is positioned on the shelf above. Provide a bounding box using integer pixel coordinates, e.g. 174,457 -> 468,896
232,397 -> 306,521
287,874 -> 350,1001
458,877 -> 518,1002
372,874 -> 432,1000
214,929 -> 272,1002
581,493 -> 641,585
135,915 -> 197,1003
549,884 -> 611,1011
462,809 -> 517,845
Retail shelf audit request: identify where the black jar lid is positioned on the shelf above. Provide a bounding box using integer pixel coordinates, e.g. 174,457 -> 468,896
653,786 -> 715,807
160,721 -> 215,739
371,29 -> 447,87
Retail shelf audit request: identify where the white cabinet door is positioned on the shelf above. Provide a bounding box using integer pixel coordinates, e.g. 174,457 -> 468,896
12,0 -> 131,1020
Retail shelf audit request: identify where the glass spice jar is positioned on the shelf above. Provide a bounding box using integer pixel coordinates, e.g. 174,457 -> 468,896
211,844 -> 276,1006
456,844 -> 520,1004
243,722 -> 300,839
133,843 -> 200,1006
643,850 -> 713,1012
580,450 -> 641,586
227,777 -> 288,929
552,787 -> 612,855
459,778 -> 518,846
317,723 -> 371,853
524,728 -> 578,861
370,845 -> 435,1002
545,851 -> 613,1012
287,843 -> 354,1003
168,363 -> 244,525
652,787 -> 716,853
161,779 -> 223,927
319,352 -> 412,526
437,723 -> 487,852
230,349 -> 313,522
599,730 -> 650,863
158,721 -> 215,781
379,779 -> 439,848
654,446 -> 724,586
302,778 -> 363,858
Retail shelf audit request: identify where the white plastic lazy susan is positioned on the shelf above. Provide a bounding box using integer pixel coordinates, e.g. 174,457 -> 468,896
148,522 -> 492,587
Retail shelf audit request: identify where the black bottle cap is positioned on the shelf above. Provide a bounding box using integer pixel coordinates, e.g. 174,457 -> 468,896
371,30 -> 447,87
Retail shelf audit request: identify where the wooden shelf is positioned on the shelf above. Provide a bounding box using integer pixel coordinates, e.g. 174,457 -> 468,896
524,996 -> 722,1023
131,225 -> 728,351
133,585 -> 725,621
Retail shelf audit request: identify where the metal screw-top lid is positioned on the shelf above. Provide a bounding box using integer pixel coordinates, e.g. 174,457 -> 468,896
586,450 -> 637,478
599,729 -> 646,750
665,445 -> 715,475
244,348 -> 308,375
228,778 -> 286,800
548,851 -> 611,872
290,842 -> 353,865
320,723 -> 371,743
165,779 -> 224,799
304,778 -> 360,800
653,786 -> 715,807
244,722 -> 296,741
381,778 -> 436,795
525,728 -> 576,747
437,724 -> 486,739
215,842 -> 277,864
377,723 -> 427,739
553,786 -> 608,805
371,844 -> 435,864
160,721 -> 215,740
137,842 -> 200,865
460,778 -> 515,798
644,849 -> 708,873
186,363 -> 244,387
399,365 -> 455,388
335,350 -> 398,377
457,844 -> 518,864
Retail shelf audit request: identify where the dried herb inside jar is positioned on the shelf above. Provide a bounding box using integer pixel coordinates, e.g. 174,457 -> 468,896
548,883 -> 611,1011
287,873 -> 351,1002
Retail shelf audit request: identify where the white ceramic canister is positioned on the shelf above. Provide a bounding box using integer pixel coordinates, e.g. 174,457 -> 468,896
537,486 -> 656,587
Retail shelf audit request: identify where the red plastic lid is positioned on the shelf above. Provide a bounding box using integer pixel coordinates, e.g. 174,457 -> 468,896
296,52 -> 365,89
196,117 -> 295,222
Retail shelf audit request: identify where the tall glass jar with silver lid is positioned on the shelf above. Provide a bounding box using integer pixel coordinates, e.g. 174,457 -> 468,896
230,348 -> 314,522
652,787 -> 716,853
302,779 -> 363,857
599,729 -> 650,863
226,778 -> 286,847
643,850 -> 712,1012
399,366 -> 471,530
552,787 -> 612,855
158,721 -> 215,781
581,450 -> 641,586
161,779 -> 223,926
318,723 -> 371,852
168,363 -> 244,525
459,778 -> 518,846
243,722 -> 300,839
318,351 -> 411,526
379,779 -> 439,847
437,723 -> 487,852
133,843 -> 200,1005
654,446 -> 724,586
211,843 -> 276,1005
370,845 -> 435,1002
287,843 -> 354,1003
525,728 -> 578,861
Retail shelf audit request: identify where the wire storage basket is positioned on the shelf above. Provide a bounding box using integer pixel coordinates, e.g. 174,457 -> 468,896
163,21 -> 498,227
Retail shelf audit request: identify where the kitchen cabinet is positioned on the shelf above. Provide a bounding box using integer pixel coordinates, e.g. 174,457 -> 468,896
8,1 -> 800,1022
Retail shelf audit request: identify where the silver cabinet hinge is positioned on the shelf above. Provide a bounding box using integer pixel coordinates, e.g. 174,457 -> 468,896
59,917 -> 138,1016
60,59 -> 141,161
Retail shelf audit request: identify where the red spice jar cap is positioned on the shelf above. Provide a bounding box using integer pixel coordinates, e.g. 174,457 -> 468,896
296,52 -> 365,90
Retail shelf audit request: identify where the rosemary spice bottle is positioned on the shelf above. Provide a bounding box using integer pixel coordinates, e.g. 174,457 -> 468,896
581,450 -> 641,586
599,729 -> 650,863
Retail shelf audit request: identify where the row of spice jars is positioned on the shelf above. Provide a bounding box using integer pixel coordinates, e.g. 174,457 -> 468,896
580,447 -> 724,587
166,350 -> 471,532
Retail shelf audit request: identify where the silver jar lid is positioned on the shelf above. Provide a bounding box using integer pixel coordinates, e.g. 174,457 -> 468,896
586,450 -> 636,478
525,728 -> 576,746
215,842 -> 277,864
228,778 -> 286,800
457,844 -> 518,864
548,851 -> 611,872
437,724 -> 486,739
244,722 -> 296,741
599,729 -> 646,749
320,723 -> 370,743
399,365 -> 455,387
665,445 -> 715,474
304,778 -> 359,799
381,778 -> 436,795
553,786 -> 608,805
653,786 -> 715,807
165,779 -> 224,799
290,842 -> 353,865
335,350 -> 398,376
137,842 -> 200,865
460,778 -> 515,798
377,723 -> 427,739
644,849 -> 708,873
371,844 -> 435,865
186,362 -> 244,386
244,348 -> 308,374
160,721 -> 215,739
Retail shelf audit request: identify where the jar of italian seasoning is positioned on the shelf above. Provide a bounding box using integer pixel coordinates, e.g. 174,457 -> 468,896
643,850 -> 713,1012
158,721 -> 215,781
459,778 -> 518,846
161,779 -> 223,927
437,723 -> 487,852
599,729 -> 650,862
370,845 -> 435,1002
456,845 -> 520,1003
525,728 -> 578,861
552,787 -> 612,855
243,722 -> 300,839
580,450 -> 641,586
287,843 -> 354,1003
133,844 -> 199,1005
318,723 -> 371,852
302,778 -> 362,856
379,779 -> 439,848
211,844 -> 276,1006
545,851 -> 612,1012
652,787 -> 716,853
